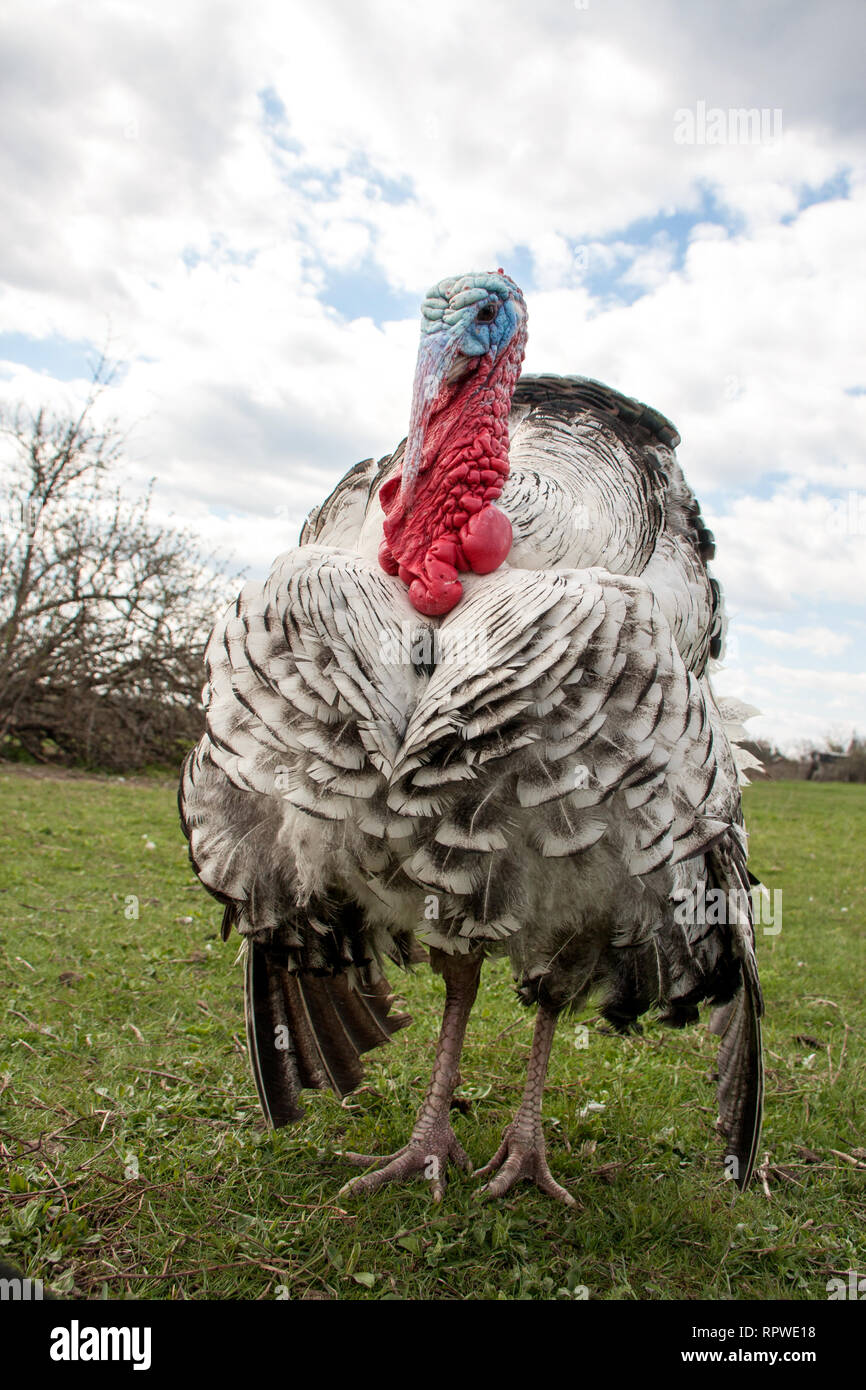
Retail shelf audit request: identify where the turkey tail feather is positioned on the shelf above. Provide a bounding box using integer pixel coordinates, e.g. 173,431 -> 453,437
710,973 -> 764,1191
244,940 -> 411,1128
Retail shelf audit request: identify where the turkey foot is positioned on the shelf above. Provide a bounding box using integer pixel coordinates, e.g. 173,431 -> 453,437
475,1119 -> 576,1207
338,1119 -> 472,1202
338,951 -> 482,1202
475,1002 -> 577,1207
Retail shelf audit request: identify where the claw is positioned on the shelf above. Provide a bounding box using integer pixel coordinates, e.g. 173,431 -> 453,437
475,1123 -> 578,1208
338,1126 -> 471,1200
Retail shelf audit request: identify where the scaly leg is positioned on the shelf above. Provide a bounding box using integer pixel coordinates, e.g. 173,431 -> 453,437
475,1002 -> 576,1207
339,951 -> 482,1202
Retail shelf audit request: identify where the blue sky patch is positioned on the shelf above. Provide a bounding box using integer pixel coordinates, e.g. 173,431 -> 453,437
0,333 -> 101,381
509,187 -> 736,309
258,86 -> 302,154
605,185 -> 734,273
728,602 -> 862,676
319,259 -> 419,324
795,168 -> 850,214
180,240 -> 258,271
344,151 -> 414,206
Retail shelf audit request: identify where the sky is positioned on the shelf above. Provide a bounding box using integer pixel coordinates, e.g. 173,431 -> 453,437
0,0 -> 864,753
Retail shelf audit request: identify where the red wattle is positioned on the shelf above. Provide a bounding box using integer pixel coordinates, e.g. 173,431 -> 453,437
459,505 -> 513,575
425,557 -> 459,587
378,539 -> 399,574
379,474 -> 401,514
409,575 -> 463,616
428,537 -> 458,566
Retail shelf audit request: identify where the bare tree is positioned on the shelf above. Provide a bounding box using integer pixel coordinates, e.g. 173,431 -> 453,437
0,361 -> 240,770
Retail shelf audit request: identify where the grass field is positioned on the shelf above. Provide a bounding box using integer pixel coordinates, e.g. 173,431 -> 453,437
0,768 -> 863,1301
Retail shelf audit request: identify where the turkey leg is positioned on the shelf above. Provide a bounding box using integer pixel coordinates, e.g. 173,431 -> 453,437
475,1002 -> 577,1207
339,950 -> 482,1201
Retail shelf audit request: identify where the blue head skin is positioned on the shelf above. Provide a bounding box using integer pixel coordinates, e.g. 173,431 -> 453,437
401,270 -> 527,505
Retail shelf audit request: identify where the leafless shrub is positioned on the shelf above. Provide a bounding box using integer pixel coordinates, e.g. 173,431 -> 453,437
0,360 -> 239,770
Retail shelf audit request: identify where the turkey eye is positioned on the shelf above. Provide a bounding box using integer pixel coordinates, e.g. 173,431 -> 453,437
475,302 -> 498,323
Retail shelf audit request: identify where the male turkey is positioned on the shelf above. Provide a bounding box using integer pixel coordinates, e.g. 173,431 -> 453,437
179,269 -> 763,1205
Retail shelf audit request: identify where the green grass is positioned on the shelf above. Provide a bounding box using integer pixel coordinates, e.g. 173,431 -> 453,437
0,770 -> 863,1300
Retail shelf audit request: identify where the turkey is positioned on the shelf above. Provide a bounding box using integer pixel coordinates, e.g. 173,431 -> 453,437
179,269 -> 763,1206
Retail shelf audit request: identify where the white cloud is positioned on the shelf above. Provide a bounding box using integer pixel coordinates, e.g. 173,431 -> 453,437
735,624 -> 852,658
712,663 -> 864,754
526,191 -> 866,498
706,488 -> 866,614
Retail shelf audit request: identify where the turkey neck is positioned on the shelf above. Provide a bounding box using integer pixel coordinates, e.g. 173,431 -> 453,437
382,351 -> 519,575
